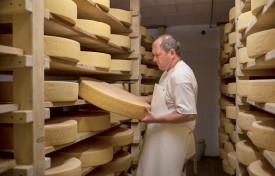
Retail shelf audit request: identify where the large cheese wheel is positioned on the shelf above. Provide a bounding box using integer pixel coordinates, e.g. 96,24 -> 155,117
222,159 -> 235,175
0,81 -> 12,102
57,138 -> 113,167
251,0 -> 268,16
229,7 -> 235,22
92,0 -> 110,12
228,32 -> 236,46
251,120 -> 275,151
219,148 -> 227,159
224,23 -> 233,35
110,112 -> 130,122
220,117 -> 232,127
140,46 -> 146,56
45,155 -> 81,176
44,35 -> 80,62
145,68 -> 155,77
237,80 -> 250,97
224,141 -> 234,153
247,29 -> 275,58
45,119 -> 77,146
144,85 -> 154,94
236,140 -> 263,166
219,98 -> 234,110
144,51 -> 153,60
108,8 -> 132,26
238,47 -> 254,64
237,11 -> 255,33
109,34 -> 130,49
111,83 -> 130,92
227,82 -> 236,95
79,77 -> 150,120
222,63 -> 231,74
76,19 -> 111,41
227,151 -> 237,170
51,111 -> 110,132
224,122 -> 235,134
230,130 -> 238,144
224,43 -> 232,54
247,79 -> 275,103
140,64 -> 147,75
225,105 -> 236,119
79,51 -> 111,69
145,36 -> 154,44
140,26 -> 147,38
247,160 -> 275,176
100,151 -> 132,173
44,81 -> 79,102
95,126 -> 133,147
218,131 -> 229,147
45,0 -> 77,25
110,60 -> 132,72
238,111 -> 273,131
229,57 -> 237,69
221,84 -> 228,94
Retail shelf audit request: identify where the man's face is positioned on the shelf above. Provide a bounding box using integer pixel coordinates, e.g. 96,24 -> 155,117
152,39 -> 172,71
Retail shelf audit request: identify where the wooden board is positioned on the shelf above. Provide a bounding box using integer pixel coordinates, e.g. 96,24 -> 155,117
0,104 -> 18,114
0,159 -> 16,174
242,50 -> 275,70
0,45 -> 23,56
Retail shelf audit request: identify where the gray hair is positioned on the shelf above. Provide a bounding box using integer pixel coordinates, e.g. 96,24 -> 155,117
157,34 -> 181,57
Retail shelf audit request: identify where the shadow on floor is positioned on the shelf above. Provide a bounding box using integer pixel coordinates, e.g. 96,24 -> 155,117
186,156 -> 229,176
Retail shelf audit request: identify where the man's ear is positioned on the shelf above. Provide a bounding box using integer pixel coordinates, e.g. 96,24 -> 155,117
169,48 -> 176,57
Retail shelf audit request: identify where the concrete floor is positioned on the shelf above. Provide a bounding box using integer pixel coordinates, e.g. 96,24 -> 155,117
186,157 -> 229,176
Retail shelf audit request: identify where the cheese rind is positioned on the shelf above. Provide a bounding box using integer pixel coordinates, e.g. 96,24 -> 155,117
247,79 -> 275,103
228,32 -> 236,46
225,105 -> 236,119
108,8 -> 132,26
238,47 -> 254,64
227,83 -> 236,95
229,7 -> 235,22
236,140 -> 262,166
140,64 -> 147,75
251,0 -> 268,16
227,151 -> 237,170
80,51 -> 111,69
229,57 -> 237,69
237,80 -> 250,97
237,11 -> 255,33
92,0 -> 110,12
224,141 -> 234,153
224,23 -> 233,35
247,160 -> 275,176
140,26 -> 147,38
109,34 -> 130,49
222,159 -> 235,175
110,60 -> 132,72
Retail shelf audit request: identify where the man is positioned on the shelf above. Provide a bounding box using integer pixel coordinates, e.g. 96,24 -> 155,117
136,34 -> 198,176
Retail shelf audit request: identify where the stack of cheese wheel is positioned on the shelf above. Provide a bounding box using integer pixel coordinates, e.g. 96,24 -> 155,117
0,124 -> 13,149
248,160 -> 275,176
79,51 -> 111,69
45,155 -> 81,176
140,26 -> 147,39
92,0 -> 110,12
44,35 -> 80,63
57,138 -> 113,167
140,64 -> 147,75
237,80 -> 250,97
108,8 -> 132,27
238,47 -> 254,64
236,140 -> 263,166
51,111 -> 111,132
44,119 -> 77,146
79,77 -> 150,120
251,0 -> 268,16
144,51 -> 153,61
75,19 -> 111,41
222,159 -> 235,175
229,57 -> 237,69
110,60 -> 132,72
109,34 -> 130,49
237,11 -> 255,33
227,151 -> 237,170
95,126 -> 134,147
145,68 -> 155,77
44,81 -> 79,102
251,120 -> 275,151
45,0 -> 77,25
247,79 -> 275,103
225,105 -> 236,120
238,111 -> 273,131
227,82 -> 236,95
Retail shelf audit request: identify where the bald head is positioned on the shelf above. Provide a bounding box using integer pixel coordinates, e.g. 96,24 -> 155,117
154,34 -> 181,57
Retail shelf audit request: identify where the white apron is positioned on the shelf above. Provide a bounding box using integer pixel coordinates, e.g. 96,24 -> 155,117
136,84 -> 195,176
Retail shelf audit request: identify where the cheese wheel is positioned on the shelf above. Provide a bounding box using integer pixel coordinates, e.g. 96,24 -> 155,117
144,51 -> 153,60
218,131 -> 229,147
237,11 -> 255,33
251,120 -> 275,151
140,46 -> 146,56
110,60 -> 132,72
220,117 -> 231,127
110,112 -> 130,122
225,105 -> 236,119
79,77 -> 150,120
45,0 -> 77,25
44,35 -> 80,62
247,160 -> 275,176
247,79 -> 275,103
229,7 -> 236,22
145,36 -> 154,44
44,81 -> 79,102
237,80 -> 250,97
0,81 -> 12,102
219,98 -> 234,110
111,83 -> 130,92
140,64 -> 147,75
86,167 -> 114,176
238,111 -> 273,131
224,122 -> 235,134
45,119 -> 77,146
228,32 -> 236,46
144,85 -> 154,94
223,63 -> 231,74
224,141 -> 234,153
100,151 -> 132,173
92,0 -> 110,12
140,26 -> 147,38
108,8 -> 132,26
229,57 -> 237,69
239,47 -> 255,64
251,0 -> 268,16
227,151 -> 237,170
95,126 -> 133,147
220,148 -> 227,159
76,19 -> 111,41
220,50 -> 228,61
236,140 -> 262,166
57,138 -> 113,167
109,34 -> 130,49
230,131 -> 238,144
224,23 -> 233,35
247,29 -> 275,58
145,68 -> 155,77
45,155 -> 81,176
222,159 -> 235,175
227,82 -> 236,95
224,43 -> 232,54
79,51 -> 111,69
221,84 -> 228,94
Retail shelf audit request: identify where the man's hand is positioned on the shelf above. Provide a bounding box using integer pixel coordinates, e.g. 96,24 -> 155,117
141,108 -> 157,123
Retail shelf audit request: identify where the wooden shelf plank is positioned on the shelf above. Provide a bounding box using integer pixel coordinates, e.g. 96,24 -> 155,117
243,0 -> 275,39
44,99 -> 86,108
0,45 -> 23,56
44,10 -> 130,54
0,159 -> 16,174
246,99 -> 275,115
241,50 -> 275,70
263,150 -> 275,169
72,0 -> 132,34
0,104 -> 18,114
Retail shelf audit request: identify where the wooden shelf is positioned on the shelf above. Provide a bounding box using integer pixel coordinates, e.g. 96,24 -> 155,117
246,99 -> 275,115
72,0 -> 132,34
221,71 -> 236,79
0,45 -> 23,56
141,59 -> 157,67
0,104 -> 18,114
263,150 -> 275,169
241,50 -> 275,70
44,99 -> 86,108
0,158 -> 16,174
141,38 -> 152,51
243,0 -> 275,39
44,10 -> 131,54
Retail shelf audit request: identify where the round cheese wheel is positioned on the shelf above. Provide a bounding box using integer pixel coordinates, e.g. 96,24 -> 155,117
251,0 -> 268,16
229,57 -> 237,69
229,7 -> 235,22
226,105 -> 236,119
93,0 -> 110,12
248,160 -> 275,176
80,51 -> 111,69
228,32 -> 236,46
222,159 -> 235,175
247,79 -> 275,103
220,148 -> 227,159
224,122 -> 235,134
110,113 -> 130,122
144,51 -> 153,60
140,64 -> 147,75
224,141 -> 234,153
218,131 -> 230,147
110,60 -> 132,72
237,80 -> 250,97
224,43 -> 232,54
140,26 -> 147,38
227,83 -> 236,95
108,8 -> 132,26
109,34 -> 130,49
85,167 -> 114,176
145,68 -> 155,77
238,47 -> 254,64
224,23 -> 233,35
227,151 -> 237,170
237,11 -> 255,33
140,46 -> 146,56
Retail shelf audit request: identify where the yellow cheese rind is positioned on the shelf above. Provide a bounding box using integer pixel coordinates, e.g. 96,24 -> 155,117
228,32 -> 236,46
144,51 -> 153,60
109,34 -> 131,49
247,29 -> 275,58
44,35 -> 80,62
227,151 -> 237,170
80,51 -> 111,69
145,68 -> 155,77
220,148 -> 227,159
224,141 -> 234,153
140,26 -> 147,38
224,122 -> 235,134
229,7 -> 235,22
45,120 -> 77,146
109,8 -> 132,26
44,81 -> 79,102
227,83 -> 236,95
224,43 -> 232,54
79,77 -> 150,120
224,23 -> 233,35
145,36 -> 154,44
247,160 -> 275,176
110,60 -> 132,72
236,140 -> 262,166
86,167 -> 114,176
229,57 -> 237,69
140,64 -> 147,75
110,113 -> 130,123
225,105 -> 236,119
111,83 -> 130,92
76,19 -> 111,41
45,155 -> 81,176
45,0 -> 77,25
251,0 -> 268,16
237,80 -> 250,97
238,47 -> 254,64
222,159 -> 235,175
92,0 -> 110,12
237,11 -> 255,33
247,79 -> 275,103
140,46 -> 146,56
251,120 -> 275,151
